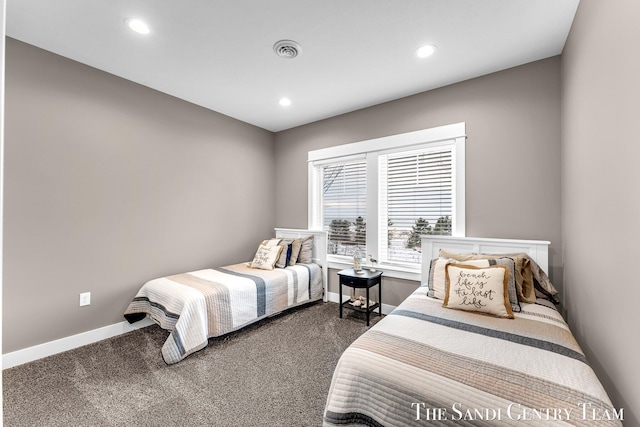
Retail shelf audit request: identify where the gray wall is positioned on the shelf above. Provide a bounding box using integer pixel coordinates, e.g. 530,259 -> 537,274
3,39 -> 275,353
275,57 -> 562,307
562,0 -> 640,425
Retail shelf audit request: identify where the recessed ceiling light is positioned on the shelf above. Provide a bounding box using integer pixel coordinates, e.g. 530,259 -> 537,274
415,44 -> 437,58
279,98 -> 292,107
125,18 -> 151,35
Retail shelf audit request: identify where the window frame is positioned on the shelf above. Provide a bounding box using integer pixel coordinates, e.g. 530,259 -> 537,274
308,122 -> 466,281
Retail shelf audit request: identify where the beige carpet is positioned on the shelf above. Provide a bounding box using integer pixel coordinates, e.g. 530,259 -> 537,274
3,301 -> 382,427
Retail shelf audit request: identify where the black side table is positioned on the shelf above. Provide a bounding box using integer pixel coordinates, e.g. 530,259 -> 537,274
338,269 -> 383,326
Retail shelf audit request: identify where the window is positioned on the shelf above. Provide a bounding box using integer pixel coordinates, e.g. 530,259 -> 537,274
309,123 -> 466,279
379,146 -> 454,265
322,160 -> 367,256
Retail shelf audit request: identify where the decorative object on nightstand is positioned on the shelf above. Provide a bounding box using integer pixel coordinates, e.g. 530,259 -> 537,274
367,253 -> 378,272
338,268 -> 383,326
353,247 -> 363,273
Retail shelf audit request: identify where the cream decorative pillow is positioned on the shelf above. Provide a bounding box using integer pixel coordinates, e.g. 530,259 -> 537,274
439,249 -> 538,304
443,264 -> 514,319
250,242 -> 284,270
261,238 -> 281,247
427,257 -> 491,300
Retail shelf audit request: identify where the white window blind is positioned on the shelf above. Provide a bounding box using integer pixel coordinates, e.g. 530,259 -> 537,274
379,147 -> 454,265
321,160 -> 367,256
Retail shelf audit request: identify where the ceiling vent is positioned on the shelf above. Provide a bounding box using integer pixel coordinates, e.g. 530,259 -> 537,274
273,40 -> 301,59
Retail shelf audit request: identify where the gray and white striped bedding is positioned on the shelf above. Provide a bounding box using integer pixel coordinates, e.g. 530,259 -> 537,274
124,263 -> 322,364
324,286 -> 621,426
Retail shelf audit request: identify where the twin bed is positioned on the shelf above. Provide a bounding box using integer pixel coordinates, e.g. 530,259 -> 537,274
124,231 -> 620,426
124,228 -> 327,364
323,236 -> 622,426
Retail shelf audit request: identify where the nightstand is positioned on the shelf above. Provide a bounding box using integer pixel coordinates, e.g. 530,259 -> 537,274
338,269 -> 382,326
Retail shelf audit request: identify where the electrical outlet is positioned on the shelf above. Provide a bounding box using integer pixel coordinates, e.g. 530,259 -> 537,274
79,292 -> 91,307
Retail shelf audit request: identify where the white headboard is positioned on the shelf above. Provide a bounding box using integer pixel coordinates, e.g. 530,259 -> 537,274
421,236 -> 550,284
274,228 -> 328,301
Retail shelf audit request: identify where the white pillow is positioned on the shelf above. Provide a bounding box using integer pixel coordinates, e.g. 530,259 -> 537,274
442,264 -> 514,319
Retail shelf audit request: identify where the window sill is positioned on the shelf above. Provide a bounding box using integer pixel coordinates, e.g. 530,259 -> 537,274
327,259 -> 421,282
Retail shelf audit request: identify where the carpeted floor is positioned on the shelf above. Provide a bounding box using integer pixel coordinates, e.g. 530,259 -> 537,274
3,301 -> 381,427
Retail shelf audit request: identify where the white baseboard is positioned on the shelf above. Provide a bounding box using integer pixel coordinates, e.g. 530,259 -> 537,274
3,296 -> 392,370
2,318 -> 154,370
326,291 -> 396,316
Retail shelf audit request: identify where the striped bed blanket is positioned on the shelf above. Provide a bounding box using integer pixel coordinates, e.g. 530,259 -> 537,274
124,263 -> 322,364
324,286 -> 621,426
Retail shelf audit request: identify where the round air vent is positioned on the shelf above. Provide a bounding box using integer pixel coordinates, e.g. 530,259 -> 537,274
273,40 -> 301,59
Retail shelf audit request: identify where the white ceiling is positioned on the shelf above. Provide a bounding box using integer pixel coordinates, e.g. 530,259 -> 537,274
6,0 -> 579,132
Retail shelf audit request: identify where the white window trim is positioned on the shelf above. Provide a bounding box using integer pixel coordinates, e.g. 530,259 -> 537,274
308,122 -> 466,281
